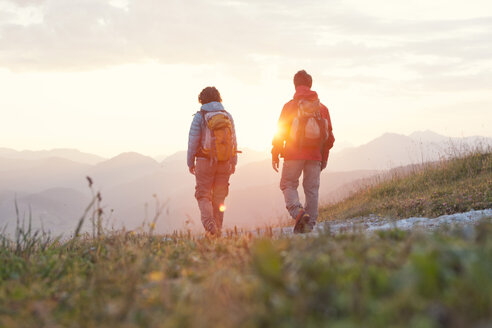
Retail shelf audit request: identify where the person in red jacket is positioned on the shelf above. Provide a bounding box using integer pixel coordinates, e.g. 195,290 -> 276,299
272,70 -> 335,233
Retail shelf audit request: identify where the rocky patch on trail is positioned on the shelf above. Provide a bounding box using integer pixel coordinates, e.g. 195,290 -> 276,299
273,209 -> 492,237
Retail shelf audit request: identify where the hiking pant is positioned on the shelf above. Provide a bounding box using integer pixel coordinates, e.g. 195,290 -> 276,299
195,157 -> 231,233
280,160 -> 321,224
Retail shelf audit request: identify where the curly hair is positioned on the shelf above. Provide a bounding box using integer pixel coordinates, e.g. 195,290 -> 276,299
198,86 -> 222,104
293,70 -> 312,88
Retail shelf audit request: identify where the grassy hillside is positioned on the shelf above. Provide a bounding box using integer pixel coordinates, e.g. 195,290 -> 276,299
321,151 -> 491,220
0,152 -> 491,327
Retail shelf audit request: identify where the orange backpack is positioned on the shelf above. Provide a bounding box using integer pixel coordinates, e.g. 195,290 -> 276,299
289,99 -> 328,148
200,110 -> 236,162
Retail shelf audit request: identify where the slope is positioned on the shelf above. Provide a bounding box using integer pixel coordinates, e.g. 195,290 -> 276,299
320,150 -> 492,221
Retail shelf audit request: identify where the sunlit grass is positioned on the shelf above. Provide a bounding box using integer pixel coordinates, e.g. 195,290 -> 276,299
321,150 -> 491,221
1,221 -> 492,327
0,150 -> 491,327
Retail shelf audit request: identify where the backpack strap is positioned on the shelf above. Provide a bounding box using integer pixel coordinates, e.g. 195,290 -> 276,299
199,109 -> 227,129
200,109 -> 226,116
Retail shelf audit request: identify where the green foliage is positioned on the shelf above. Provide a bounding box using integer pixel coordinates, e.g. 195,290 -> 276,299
1,221 -> 492,327
321,151 -> 492,220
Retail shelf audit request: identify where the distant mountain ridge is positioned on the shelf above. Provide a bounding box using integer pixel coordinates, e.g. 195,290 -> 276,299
1,131 -> 490,235
160,148 -> 269,168
409,130 -> 490,144
0,147 -> 106,165
327,131 -> 492,171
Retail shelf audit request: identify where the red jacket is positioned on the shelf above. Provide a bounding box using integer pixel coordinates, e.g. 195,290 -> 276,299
272,86 -> 334,162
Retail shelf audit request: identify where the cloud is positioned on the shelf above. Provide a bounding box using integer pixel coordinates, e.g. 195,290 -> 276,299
0,0 -> 491,94
6,0 -> 46,6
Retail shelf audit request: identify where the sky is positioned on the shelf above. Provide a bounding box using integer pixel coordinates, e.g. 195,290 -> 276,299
0,0 -> 491,158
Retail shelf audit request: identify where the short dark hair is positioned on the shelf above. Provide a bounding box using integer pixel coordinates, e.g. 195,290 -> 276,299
293,70 -> 312,88
198,86 -> 222,104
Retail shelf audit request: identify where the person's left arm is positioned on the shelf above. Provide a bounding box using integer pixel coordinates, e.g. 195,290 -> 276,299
187,113 -> 202,174
321,105 -> 335,170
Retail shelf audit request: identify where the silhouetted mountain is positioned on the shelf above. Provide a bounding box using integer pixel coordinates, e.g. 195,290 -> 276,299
330,140 -> 354,153
0,148 -> 105,165
87,152 -> 160,189
409,130 -> 449,143
0,157 -> 43,172
328,133 -> 421,171
236,148 -> 270,166
328,132 -> 492,171
161,148 -> 269,168
0,188 -> 91,235
154,153 -> 168,162
409,130 -> 491,147
0,131 -> 489,235
0,157 -> 90,193
161,151 -> 186,164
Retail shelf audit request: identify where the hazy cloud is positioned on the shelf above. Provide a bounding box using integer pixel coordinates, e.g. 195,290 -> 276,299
0,0 -> 491,91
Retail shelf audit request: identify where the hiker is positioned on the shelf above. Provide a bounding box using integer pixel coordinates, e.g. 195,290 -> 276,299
272,70 -> 335,233
187,86 -> 238,235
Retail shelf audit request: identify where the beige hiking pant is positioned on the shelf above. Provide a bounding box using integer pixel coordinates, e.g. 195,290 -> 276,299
194,158 -> 231,233
280,159 -> 321,223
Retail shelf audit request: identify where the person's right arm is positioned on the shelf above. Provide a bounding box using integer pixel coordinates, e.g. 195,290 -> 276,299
187,113 -> 202,174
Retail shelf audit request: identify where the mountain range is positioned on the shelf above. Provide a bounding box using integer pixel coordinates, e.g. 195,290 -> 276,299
0,131 -> 490,236
328,130 -> 490,171
0,148 -> 105,165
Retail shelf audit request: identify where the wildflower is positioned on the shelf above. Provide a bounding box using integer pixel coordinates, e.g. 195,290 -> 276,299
148,271 -> 164,282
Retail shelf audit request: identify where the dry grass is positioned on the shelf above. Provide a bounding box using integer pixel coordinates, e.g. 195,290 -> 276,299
0,150 -> 491,327
321,151 -> 491,221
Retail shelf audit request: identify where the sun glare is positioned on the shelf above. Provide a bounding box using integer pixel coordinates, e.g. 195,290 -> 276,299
219,204 -> 226,212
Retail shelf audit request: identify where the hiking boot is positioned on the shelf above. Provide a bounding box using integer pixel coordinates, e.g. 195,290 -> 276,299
294,211 -> 311,234
305,220 -> 316,233
204,218 -> 218,236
